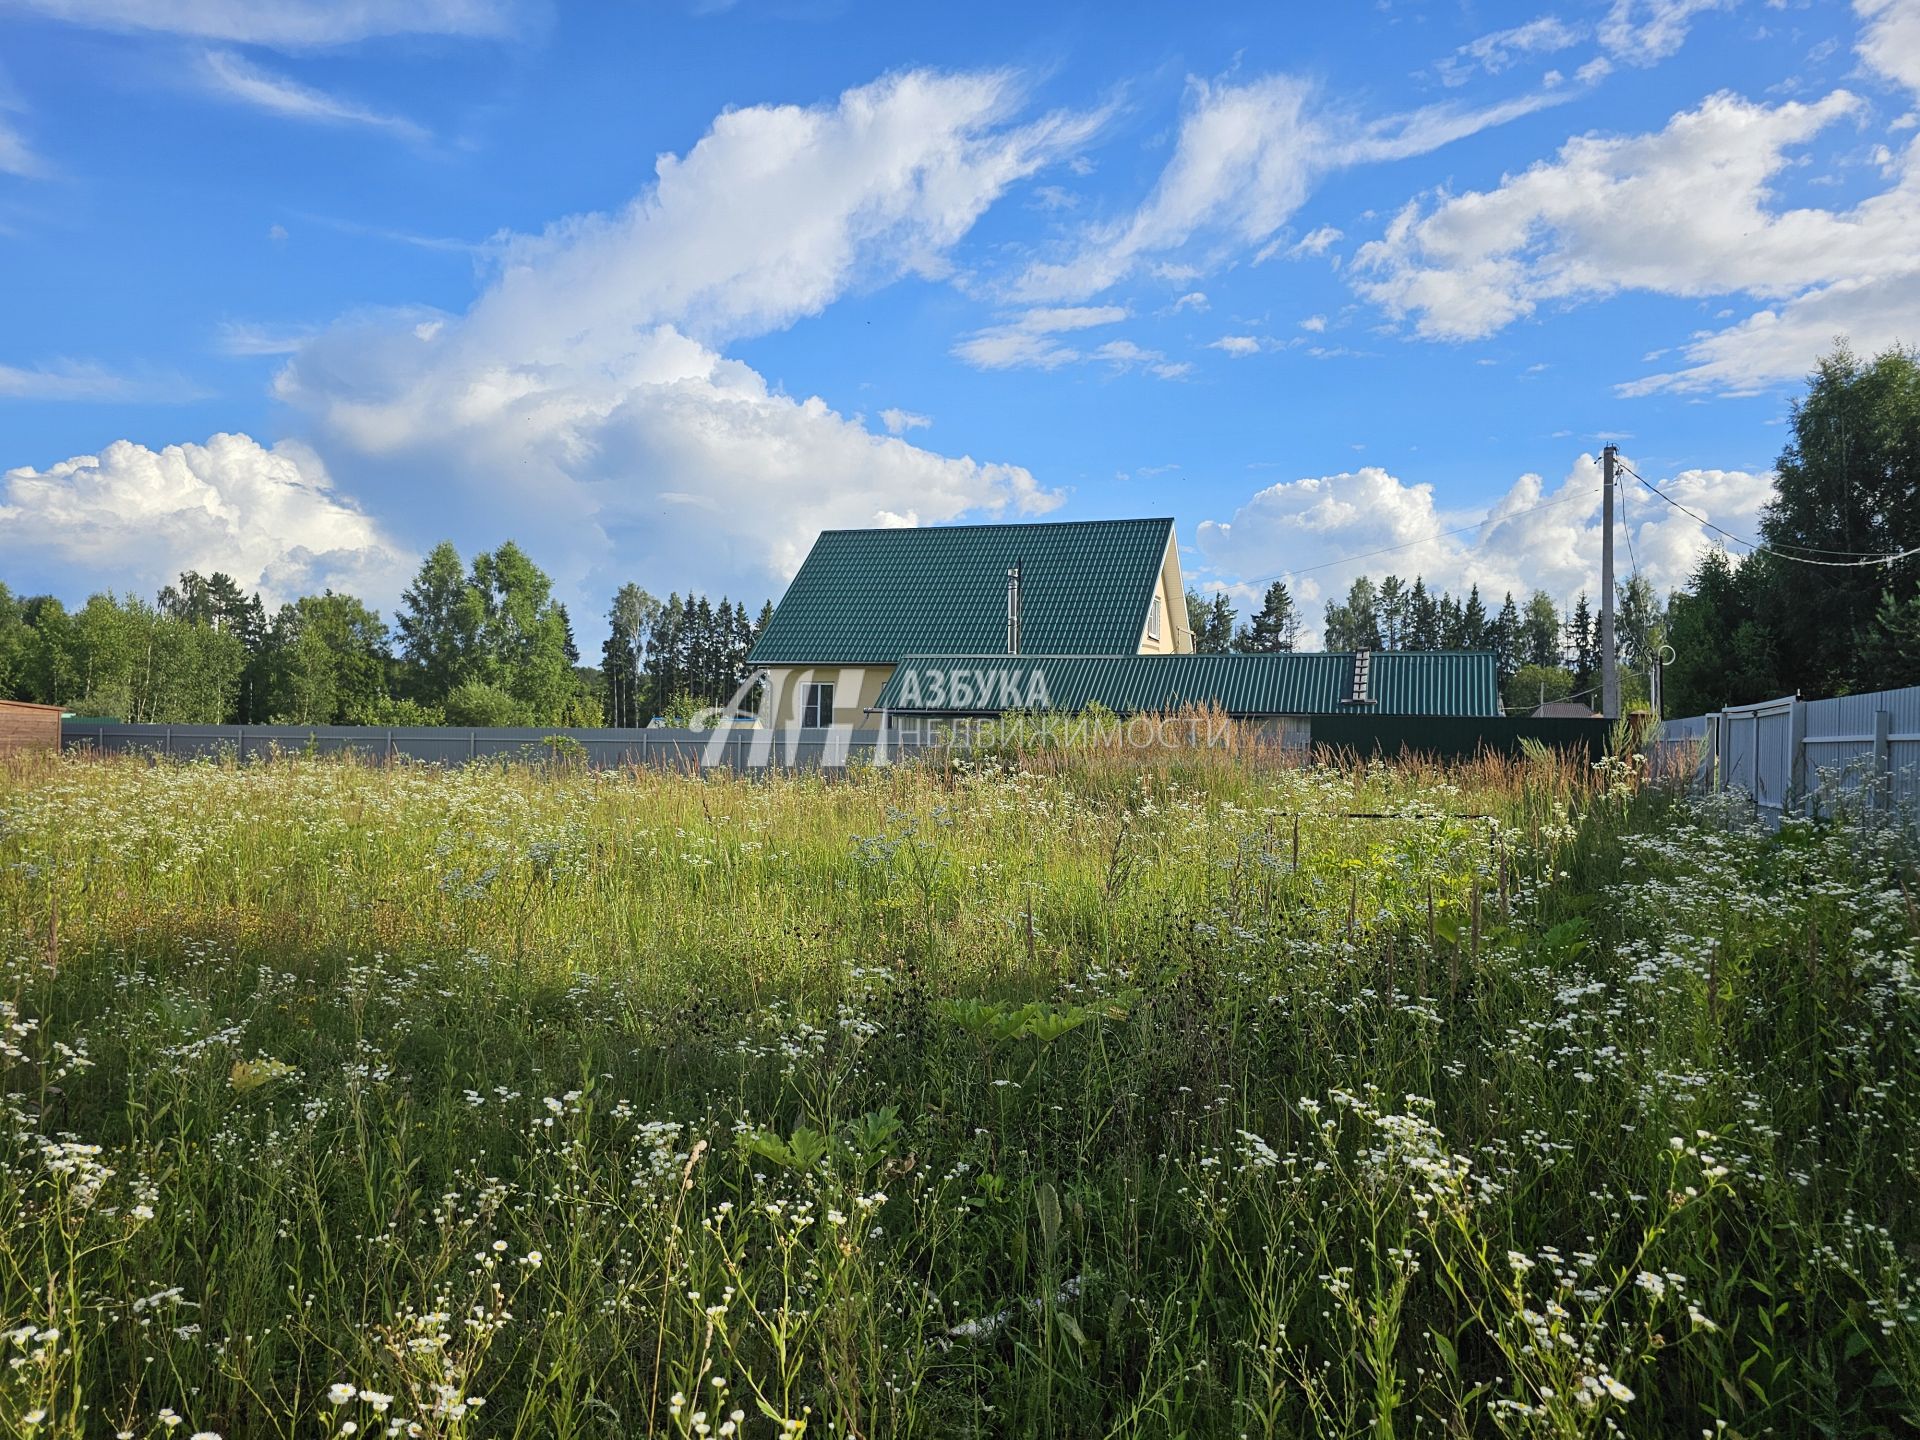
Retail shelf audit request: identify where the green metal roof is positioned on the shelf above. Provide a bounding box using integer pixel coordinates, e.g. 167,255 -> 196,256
868,651 -> 1501,718
747,518 -> 1174,665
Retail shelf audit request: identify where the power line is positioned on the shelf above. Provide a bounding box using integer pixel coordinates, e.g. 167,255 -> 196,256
1244,486 -> 1601,589
1616,457 -> 1920,568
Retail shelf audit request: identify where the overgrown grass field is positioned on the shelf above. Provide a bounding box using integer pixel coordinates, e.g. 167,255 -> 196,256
1,742 -> 1917,1438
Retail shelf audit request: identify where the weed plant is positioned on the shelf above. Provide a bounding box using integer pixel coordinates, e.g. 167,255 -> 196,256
0,742 -> 1916,1437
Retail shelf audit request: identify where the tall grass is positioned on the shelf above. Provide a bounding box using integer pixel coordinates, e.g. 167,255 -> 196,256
0,744 -> 1915,1438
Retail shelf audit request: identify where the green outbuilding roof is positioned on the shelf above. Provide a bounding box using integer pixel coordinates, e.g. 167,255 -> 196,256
869,651 -> 1502,718
747,517 -> 1175,665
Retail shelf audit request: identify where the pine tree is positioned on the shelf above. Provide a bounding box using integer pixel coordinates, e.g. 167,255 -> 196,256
1208,593 -> 1237,652
1492,592 -> 1521,685
396,542 -> 484,702
1461,585 -> 1488,650
1241,581 -> 1299,652
1568,593 -> 1596,700
1406,578 -> 1439,651
1377,575 -> 1408,650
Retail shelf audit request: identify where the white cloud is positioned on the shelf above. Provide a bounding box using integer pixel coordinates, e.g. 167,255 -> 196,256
0,0 -> 518,46
457,71 -> 1095,352
1299,314 -> 1327,332
272,70 -> 1076,601
1209,334 -> 1262,356
1353,86 -> 1920,377
216,320 -> 315,355
1857,0 -> 1920,96
1172,290 -> 1209,310
0,432 -> 408,606
1193,456 -> 1772,643
1288,225 -> 1343,259
201,49 -> 428,141
1623,271 -> 1920,394
0,360 -> 197,401
0,115 -> 42,177
1013,70 -> 1584,302
1436,15 -> 1586,87
1089,338 -> 1189,377
1598,0 -> 1737,66
952,304 -> 1129,369
879,407 -> 931,433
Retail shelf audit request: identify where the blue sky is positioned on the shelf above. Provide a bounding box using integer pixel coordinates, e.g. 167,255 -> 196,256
2,0 -> 1915,644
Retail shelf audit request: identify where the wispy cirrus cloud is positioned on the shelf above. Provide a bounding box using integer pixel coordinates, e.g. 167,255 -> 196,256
0,360 -> 202,402
1598,0 -> 1738,66
1011,68 -> 1595,304
0,116 -> 41,177
0,0 -> 519,47
1434,15 -> 1586,87
201,49 -> 429,141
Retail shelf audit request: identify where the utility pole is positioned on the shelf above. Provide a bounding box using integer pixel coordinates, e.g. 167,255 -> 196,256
1600,443 -> 1619,720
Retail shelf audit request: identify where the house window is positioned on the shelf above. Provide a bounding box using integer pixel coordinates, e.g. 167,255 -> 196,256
802,682 -> 835,728
1146,595 -> 1162,642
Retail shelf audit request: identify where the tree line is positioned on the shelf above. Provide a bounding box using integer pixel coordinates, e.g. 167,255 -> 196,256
0,540 -> 771,727
1184,575 -> 1639,713
1661,344 -> 1920,714
1186,344 -> 1919,716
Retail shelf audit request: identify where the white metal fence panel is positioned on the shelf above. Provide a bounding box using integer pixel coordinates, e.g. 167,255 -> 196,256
1662,681 -> 1920,828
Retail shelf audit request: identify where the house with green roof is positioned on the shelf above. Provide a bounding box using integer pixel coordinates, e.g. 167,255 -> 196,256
745,517 -> 1502,726
746,517 -> 1190,726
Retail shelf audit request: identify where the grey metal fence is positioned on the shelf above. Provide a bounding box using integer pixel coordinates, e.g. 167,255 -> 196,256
1657,682 -> 1920,823
59,723 -> 943,772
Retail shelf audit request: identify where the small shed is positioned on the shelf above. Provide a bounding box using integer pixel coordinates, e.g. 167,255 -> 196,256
0,699 -> 64,755
1532,700 -> 1599,719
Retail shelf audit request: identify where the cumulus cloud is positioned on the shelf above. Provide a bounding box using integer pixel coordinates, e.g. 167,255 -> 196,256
1192,456 -> 1772,644
272,70 -> 1080,603
1858,0 -> 1920,96
1012,71 -> 1584,303
0,432 -> 409,605
0,0 -> 518,46
1355,3 -> 1920,391
201,49 -> 428,140
1353,85 -> 1920,392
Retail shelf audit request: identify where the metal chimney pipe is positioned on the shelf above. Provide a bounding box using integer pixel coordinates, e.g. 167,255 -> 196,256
1006,560 -> 1022,655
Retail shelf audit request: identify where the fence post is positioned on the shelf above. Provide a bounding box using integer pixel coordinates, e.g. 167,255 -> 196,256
1873,709 -> 1893,814
1786,696 -> 1809,817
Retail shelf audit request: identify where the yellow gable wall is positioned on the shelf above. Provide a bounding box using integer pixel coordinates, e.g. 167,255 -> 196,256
1136,531 -> 1192,654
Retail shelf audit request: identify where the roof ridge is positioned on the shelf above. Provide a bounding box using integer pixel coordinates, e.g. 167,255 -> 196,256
814,516 -> 1174,536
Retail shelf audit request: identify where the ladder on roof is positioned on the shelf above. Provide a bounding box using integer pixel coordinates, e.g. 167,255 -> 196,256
1347,649 -> 1375,705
